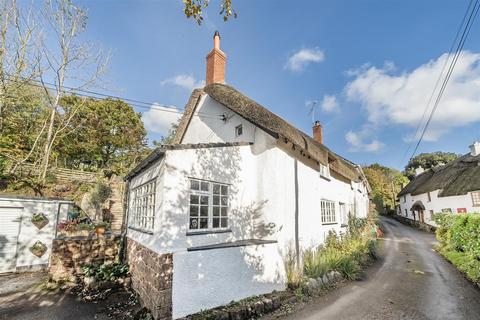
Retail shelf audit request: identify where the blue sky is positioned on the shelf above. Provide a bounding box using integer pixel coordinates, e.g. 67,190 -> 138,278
75,0 -> 480,170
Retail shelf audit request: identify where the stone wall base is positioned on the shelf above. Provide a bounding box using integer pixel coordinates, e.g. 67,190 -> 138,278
49,234 -> 120,283
126,238 -> 173,320
392,214 -> 437,232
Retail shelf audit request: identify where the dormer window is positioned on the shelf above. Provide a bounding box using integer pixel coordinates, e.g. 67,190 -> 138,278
235,124 -> 243,137
319,163 -> 330,179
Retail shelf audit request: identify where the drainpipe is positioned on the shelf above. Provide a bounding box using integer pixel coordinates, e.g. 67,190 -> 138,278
294,159 -> 300,265
119,179 -> 130,263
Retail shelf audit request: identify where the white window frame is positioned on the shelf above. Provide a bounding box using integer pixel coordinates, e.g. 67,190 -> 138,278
188,178 -> 229,231
319,163 -> 330,179
471,191 -> 480,207
235,124 -> 243,137
130,180 -> 156,231
321,199 -> 337,224
339,202 -> 348,225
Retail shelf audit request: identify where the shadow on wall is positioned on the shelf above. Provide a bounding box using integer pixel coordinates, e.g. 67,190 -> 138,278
153,146 -> 285,286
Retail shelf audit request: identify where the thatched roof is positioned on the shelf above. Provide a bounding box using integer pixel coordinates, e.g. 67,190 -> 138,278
174,83 -> 364,183
398,153 -> 480,197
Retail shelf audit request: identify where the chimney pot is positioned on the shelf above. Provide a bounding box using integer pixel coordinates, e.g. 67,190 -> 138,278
312,121 -> 323,144
469,141 -> 480,156
415,167 -> 425,176
206,31 -> 226,85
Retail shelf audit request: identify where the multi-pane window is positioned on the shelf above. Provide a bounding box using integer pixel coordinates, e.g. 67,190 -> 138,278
130,180 -> 156,230
471,191 -> 480,206
321,200 -> 336,224
189,179 -> 228,231
441,208 -> 453,213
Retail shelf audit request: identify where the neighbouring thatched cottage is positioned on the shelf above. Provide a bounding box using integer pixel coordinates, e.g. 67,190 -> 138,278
398,142 -> 480,226
124,32 -> 371,319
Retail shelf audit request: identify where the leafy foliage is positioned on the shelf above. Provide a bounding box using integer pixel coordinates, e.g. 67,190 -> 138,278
56,96 -> 147,175
285,215 -> 380,288
90,182 -> 112,209
433,213 -> 480,283
404,152 -> 459,180
82,263 -> 129,282
31,213 -> 48,222
363,163 -> 408,213
183,0 -> 237,24
153,120 -> 179,146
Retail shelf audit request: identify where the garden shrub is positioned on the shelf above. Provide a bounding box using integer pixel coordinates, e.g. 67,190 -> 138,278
82,262 -> 129,282
433,212 -> 480,283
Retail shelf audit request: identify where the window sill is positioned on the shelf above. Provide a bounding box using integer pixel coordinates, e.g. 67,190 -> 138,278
128,226 -> 154,235
340,224 -> 348,228
320,175 -> 331,182
322,222 -> 338,226
186,229 -> 232,236
187,239 -> 277,252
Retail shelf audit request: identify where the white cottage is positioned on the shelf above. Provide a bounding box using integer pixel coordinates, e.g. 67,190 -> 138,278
397,142 -> 480,227
124,32 -> 370,320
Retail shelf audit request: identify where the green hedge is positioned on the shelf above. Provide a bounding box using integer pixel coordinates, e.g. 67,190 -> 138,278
433,213 -> 480,283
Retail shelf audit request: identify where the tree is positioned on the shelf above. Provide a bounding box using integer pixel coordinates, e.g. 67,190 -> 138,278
404,152 -> 459,180
183,0 -> 236,24
363,163 -> 408,214
55,96 -> 147,175
36,0 -> 109,182
0,0 -> 40,130
153,121 -> 179,146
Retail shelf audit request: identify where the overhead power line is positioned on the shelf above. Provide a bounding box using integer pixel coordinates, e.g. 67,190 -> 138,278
410,0 -> 480,160
399,0 -> 476,167
4,74 -> 223,120
399,0 -> 479,166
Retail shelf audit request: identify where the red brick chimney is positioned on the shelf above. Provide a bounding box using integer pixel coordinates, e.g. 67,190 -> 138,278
206,31 -> 226,85
312,121 -> 323,144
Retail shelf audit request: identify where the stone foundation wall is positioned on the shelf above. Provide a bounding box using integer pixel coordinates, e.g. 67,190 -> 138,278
49,234 -> 121,282
126,238 -> 173,320
392,214 -> 437,232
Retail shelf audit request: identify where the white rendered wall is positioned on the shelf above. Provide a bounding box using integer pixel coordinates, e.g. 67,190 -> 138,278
126,93 -> 370,318
398,190 -> 478,226
181,95 -> 257,144
0,198 -> 71,271
172,243 -> 285,319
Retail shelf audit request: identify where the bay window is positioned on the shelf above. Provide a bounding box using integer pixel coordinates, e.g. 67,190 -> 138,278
130,180 -> 156,231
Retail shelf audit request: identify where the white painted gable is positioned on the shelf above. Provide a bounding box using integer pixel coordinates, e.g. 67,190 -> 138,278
180,94 -> 257,144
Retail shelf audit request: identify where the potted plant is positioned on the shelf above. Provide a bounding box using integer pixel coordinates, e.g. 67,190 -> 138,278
57,220 -> 93,237
31,213 -> 49,230
75,223 -> 95,237
29,241 -> 47,258
94,221 -> 109,235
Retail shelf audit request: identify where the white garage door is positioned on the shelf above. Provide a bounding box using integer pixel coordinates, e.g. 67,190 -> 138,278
0,207 -> 22,273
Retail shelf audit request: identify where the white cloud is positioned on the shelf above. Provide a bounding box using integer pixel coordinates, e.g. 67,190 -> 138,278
320,94 -> 339,112
285,48 -> 325,72
345,51 -> 480,141
345,127 -> 383,152
142,103 -> 182,135
161,74 -> 205,91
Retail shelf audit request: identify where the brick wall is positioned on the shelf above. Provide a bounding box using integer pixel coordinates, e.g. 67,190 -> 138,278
49,234 -> 121,283
126,238 -> 173,320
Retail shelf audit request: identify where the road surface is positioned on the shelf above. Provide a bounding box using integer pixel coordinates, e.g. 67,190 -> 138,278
272,216 -> 480,320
